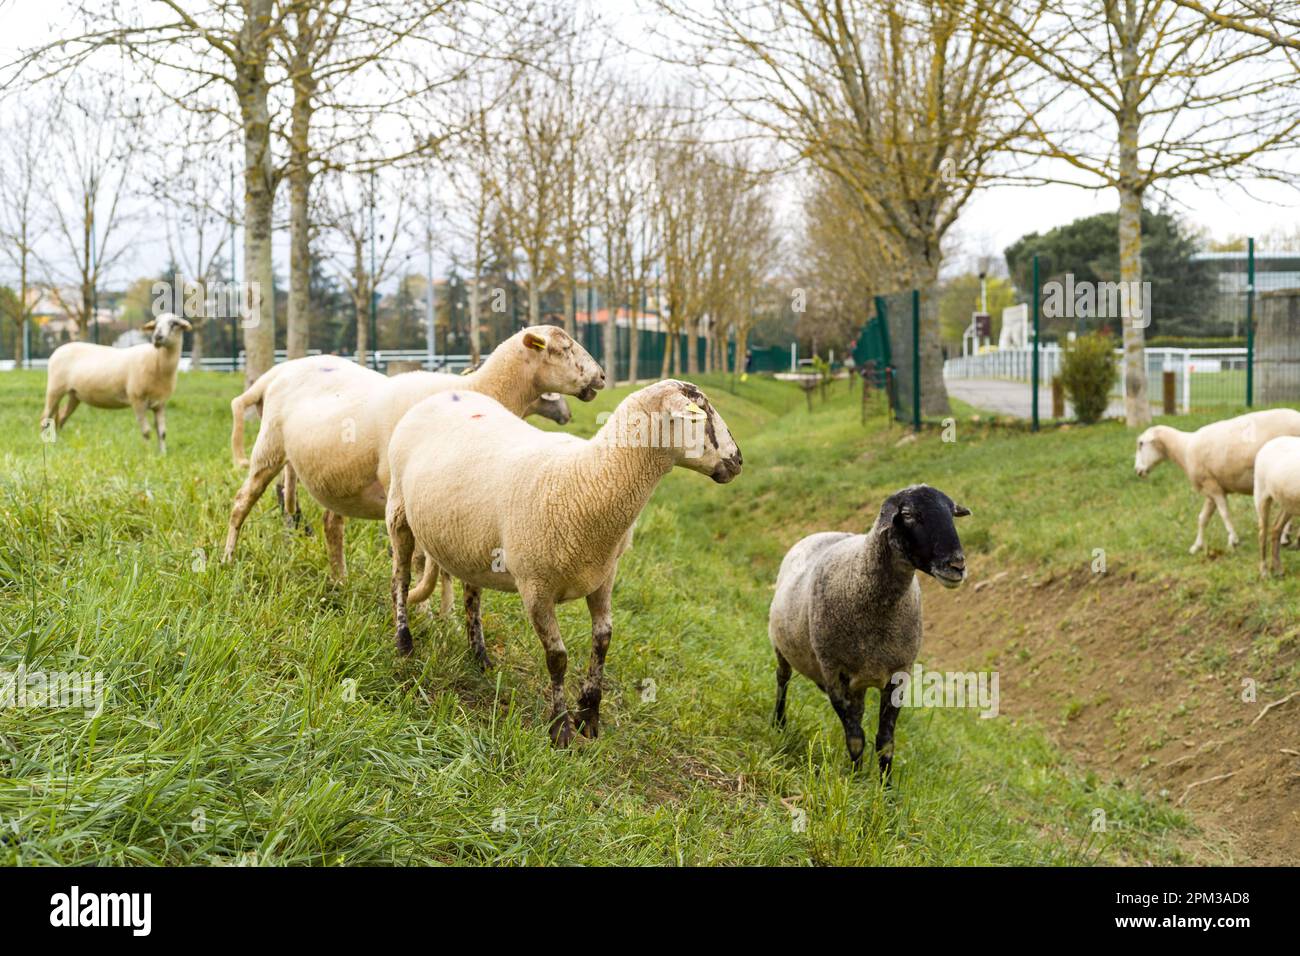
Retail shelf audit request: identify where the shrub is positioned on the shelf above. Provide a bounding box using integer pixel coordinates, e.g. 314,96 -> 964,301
1059,332 -> 1118,424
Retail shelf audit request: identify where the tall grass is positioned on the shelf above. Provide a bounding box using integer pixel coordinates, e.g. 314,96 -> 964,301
0,371 -> 1191,864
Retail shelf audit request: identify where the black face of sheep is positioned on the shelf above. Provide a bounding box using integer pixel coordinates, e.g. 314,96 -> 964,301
881,485 -> 970,588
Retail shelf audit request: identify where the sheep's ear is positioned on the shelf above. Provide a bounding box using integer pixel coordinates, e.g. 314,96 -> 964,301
523,331 -> 548,352
142,320 -> 157,332
953,503 -> 972,518
175,317 -> 193,332
671,400 -> 707,422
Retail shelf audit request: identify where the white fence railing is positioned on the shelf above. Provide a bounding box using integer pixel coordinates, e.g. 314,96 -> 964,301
944,346 -> 1248,412
1,349 -> 475,374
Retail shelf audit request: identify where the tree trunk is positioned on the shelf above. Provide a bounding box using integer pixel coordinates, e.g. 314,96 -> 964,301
469,278 -> 481,365
685,316 -> 699,375
286,126 -> 312,359
628,286 -> 640,383
603,257 -> 617,384
1117,10 -> 1150,428
354,236 -> 369,366
907,259 -> 951,417
355,289 -> 369,366
191,315 -> 205,368
528,282 -> 541,326
237,0 -> 277,388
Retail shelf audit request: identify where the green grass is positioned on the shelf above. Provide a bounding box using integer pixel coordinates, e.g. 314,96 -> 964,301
0,370 -> 1195,865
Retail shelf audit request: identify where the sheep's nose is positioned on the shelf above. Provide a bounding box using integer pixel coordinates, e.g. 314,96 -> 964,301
949,555 -> 966,572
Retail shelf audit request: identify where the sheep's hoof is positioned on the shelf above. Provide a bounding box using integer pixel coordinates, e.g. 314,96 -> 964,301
548,714 -> 575,748
574,708 -> 600,739
1188,543 -> 1202,555
472,646 -> 494,672
1229,536 -> 1241,549
395,625 -> 414,656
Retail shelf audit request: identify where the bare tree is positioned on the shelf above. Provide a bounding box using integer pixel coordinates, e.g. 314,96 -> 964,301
1171,0 -> 1300,52
657,0 -> 1029,415
144,107 -> 236,367
321,168 -> 408,366
43,86 -> 141,341
986,1 -> 1300,426
0,103 -> 51,367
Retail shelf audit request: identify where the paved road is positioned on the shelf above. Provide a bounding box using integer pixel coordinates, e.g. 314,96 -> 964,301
944,377 -> 1131,420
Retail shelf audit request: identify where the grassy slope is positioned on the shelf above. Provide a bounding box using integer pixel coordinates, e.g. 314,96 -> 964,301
0,370 -> 1192,865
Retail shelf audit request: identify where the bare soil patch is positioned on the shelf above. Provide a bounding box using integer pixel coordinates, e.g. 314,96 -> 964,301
920,565 -> 1300,865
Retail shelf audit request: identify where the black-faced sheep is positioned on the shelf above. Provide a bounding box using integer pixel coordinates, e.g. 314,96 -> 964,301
768,484 -> 969,778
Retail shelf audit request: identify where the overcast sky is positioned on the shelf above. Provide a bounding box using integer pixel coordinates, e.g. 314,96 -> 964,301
1,0 -> 1296,292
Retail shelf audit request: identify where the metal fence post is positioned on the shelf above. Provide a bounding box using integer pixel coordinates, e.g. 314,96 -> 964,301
1246,236 -> 1255,408
911,288 -> 921,431
1032,254 -> 1040,432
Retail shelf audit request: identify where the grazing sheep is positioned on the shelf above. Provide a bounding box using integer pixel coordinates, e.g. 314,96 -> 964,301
269,390 -> 574,544
768,485 -> 970,778
1135,408 -> 1300,554
40,313 -> 192,454
405,391 -> 574,617
1253,436 -> 1300,577
386,379 -> 743,746
223,326 -> 605,579
527,392 -> 572,425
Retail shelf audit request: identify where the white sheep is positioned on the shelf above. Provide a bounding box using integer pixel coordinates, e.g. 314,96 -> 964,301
1253,436 -> 1300,577
1134,408 -> 1300,554
768,485 -> 969,777
40,313 -> 192,454
223,325 -> 605,580
385,379 -> 743,746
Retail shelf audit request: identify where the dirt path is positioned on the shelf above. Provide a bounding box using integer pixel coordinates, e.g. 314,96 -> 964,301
918,565 -> 1300,865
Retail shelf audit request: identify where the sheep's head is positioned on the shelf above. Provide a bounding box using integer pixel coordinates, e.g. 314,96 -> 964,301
654,380 -> 742,483
879,484 -> 970,588
143,313 -> 192,348
528,392 -> 572,425
518,326 -> 606,402
1134,427 -> 1166,477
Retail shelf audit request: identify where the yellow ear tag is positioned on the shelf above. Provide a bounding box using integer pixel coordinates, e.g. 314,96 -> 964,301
683,401 -> 706,421
526,336 -> 546,351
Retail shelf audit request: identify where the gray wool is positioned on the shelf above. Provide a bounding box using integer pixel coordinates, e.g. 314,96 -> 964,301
768,512 -> 923,694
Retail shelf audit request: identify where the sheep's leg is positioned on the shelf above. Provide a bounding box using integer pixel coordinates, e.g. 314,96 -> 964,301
152,405 -> 167,455
439,566 -> 454,617
132,402 -> 152,445
387,503 -> 416,656
773,650 -> 792,728
223,456 -> 283,563
1212,492 -> 1239,548
56,394 -> 80,428
875,685 -> 902,784
575,575 -> 614,739
322,510 -> 347,582
40,387 -> 64,431
276,464 -> 311,534
463,585 -> 491,671
1271,510 -> 1287,577
1189,498 -> 1214,554
827,675 -> 867,769
524,592 -> 573,747
1257,494 -> 1273,577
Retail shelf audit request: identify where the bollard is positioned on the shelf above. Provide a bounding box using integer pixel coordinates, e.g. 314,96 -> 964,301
1163,370 -> 1176,415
